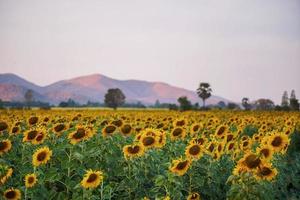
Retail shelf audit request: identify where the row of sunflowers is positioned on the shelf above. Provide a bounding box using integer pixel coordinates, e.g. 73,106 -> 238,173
0,109 -> 300,199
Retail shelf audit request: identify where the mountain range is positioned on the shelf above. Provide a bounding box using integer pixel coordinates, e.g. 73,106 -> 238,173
0,73 -> 230,105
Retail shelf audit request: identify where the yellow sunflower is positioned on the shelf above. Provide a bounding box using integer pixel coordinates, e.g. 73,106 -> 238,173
0,121 -> 9,132
215,125 -> 228,138
28,116 -> 39,126
169,158 -> 191,176
32,130 -> 47,145
185,144 -> 203,160
256,145 -> 274,161
268,132 -> 290,153
140,135 -> 157,149
3,188 -> 21,200
0,139 -> 12,155
255,162 -> 278,181
187,192 -> 201,200
120,124 -> 133,136
81,169 -> 103,189
23,130 -> 38,143
0,165 -> 13,185
52,123 -> 67,135
102,124 -> 117,137
68,126 -> 91,144
32,147 -> 52,167
24,173 -> 37,188
190,123 -> 202,136
170,127 -> 186,140
123,144 -> 145,159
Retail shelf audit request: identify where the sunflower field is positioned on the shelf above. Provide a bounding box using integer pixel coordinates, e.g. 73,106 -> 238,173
0,109 -> 300,200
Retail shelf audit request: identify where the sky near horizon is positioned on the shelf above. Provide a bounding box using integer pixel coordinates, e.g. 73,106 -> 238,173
0,0 -> 299,104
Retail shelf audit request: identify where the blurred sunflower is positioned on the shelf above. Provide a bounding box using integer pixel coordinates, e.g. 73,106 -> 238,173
3,188 -> 21,200
256,145 -> 274,161
0,121 -> 9,132
255,162 -> 278,181
102,124 -> 117,137
215,125 -> 228,138
10,126 -> 20,135
120,124 -> 133,136
185,144 -> 202,160
23,130 -> 38,143
187,192 -> 201,200
68,126 -> 91,144
52,123 -> 67,135
28,116 -> 39,126
140,135 -> 157,149
32,147 -> 52,167
32,130 -> 47,145
81,169 -> 103,189
123,144 -> 145,159
190,123 -> 202,136
24,173 -> 37,188
0,139 -> 12,155
170,127 -> 186,140
0,165 -> 13,185
268,132 -> 290,153
169,158 -> 191,176
240,152 -> 261,170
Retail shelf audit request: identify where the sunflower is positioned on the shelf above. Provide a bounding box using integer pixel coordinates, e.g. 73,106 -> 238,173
24,173 -> 37,188
10,126 -> 20,135
120,124 -> 133,136
156,132 -> 167,148
123,144 -> 145,159
111,119 -> 123,127
28,116 -> 39,126
185,144 -> 202,160
215,125 -> 228,138
32,130 -> 47,145
0,165 -> 13,185
268,132 -> 290,153
256,145 -> 274,161
140,135 -> 157,149
68,126 -> 91,144
226,141 -> 236,152
52,123 -> 67,135
187,192 -> 201,200
170,127 -> 186,140
81,169 -> 103,189
3,188 -> 21,200
255,162 -> 278,181
0,139 -> 12,155
102,124 -> 117,137
189,137 -> 206,146
0,121 -> 9,132
173,118 -> 187,127
190,123 -> 202,136
23,130 -> 38,143
32,147 -> 52,167
240,152 -> 261,170
169,158 -> 191,176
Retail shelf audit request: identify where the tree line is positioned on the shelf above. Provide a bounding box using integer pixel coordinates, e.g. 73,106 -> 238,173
0,84 -> 299,111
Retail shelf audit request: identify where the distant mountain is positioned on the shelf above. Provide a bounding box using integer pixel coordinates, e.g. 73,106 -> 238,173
0,73 -> 231,105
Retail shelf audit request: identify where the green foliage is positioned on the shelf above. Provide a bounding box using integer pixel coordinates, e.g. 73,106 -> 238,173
104,88 -> 126,110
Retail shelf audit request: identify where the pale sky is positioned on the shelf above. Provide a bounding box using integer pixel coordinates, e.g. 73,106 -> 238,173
0,0 -> 299,104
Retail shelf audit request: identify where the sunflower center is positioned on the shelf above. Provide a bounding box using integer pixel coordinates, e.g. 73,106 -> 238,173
173,128 -> 182,136
217,126 -> 226,135
105,126 -> 116,134
128,145 -> 140,154
5,191 -> 16,199
54,124 -> 65,132
176,120 -> 185,126
142,137 -> 155,146
29,117 -> 38,125
87,173 -> 98,183
35,133 -> 44,142
227,134 -> 233,142
243,141 -> 249,147
28,176 -> 35,184
37,151 -> 47,161
121,125 -> 131,134
208,144 -> 215,152
73,128 -> 86,139
0,141 -> 8,151
28,130 -> 38,140
191,193 -> 199,199
193,125 -> 199,132
197,138 -> 204,145
112,120 -> 122,127
228,143 -> 234,150
176,160 -> 188,170
244,154 -> 261,169
12,126 -> 19,134
261,149 -> 270,157
189,145 -> 201,155
271,136 -> 282,147
0,122 -> 8,131
260,167 -> 272,176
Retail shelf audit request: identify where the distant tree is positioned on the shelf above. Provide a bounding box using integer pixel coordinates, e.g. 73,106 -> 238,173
154,99 -> 161,108
255,99 -> 275,110
0,99 -> 3,109
177,96 -> 192,111
217,101 -> 226,109
104,88 -> 126,110
194,102 -> 199,110
242,97 -> 251,110
24,89 -> 34,109
168,104 -> 178,111
289,90 -> 299,111
197,82 -> 212,108
281,91 -> 289,107
227,102 -> 240,110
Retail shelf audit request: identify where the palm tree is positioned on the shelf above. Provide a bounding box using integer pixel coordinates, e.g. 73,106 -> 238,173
197,82 -> 212,108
